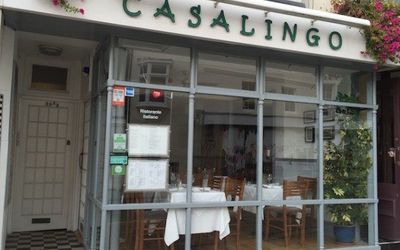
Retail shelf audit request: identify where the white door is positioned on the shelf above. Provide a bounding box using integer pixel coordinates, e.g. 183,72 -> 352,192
12,98 -> 74,231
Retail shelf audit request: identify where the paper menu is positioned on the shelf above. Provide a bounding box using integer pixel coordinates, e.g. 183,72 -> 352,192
125,159 -> 168,191
128,124 -> 170,157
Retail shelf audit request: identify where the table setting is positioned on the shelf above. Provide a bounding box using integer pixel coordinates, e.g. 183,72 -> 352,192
164,186 -> 231,246
243,182 -> 283,214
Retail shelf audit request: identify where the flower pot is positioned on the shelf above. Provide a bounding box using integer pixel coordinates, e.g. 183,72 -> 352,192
334,225 -> 355,243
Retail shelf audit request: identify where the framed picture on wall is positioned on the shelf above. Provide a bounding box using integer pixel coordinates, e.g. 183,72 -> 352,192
304,126 -> 315,143
303,110 -> 316,124
323,126 -> 335,140
323,107 -> 335,122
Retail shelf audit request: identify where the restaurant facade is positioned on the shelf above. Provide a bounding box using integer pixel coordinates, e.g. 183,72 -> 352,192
0,0 -> 385,249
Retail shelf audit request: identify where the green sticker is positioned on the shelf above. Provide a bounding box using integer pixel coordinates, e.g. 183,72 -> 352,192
113,133 -> 127,152
112,165 -> 126,176
110,155 -> 128,165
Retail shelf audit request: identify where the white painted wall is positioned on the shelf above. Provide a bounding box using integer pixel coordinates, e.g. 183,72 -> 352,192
0,24 -> 15,250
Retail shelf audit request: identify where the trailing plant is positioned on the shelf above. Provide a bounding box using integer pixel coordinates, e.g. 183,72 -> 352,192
324,95 -> 372,226
52,0 -> 84,15
331,0 -> 400,65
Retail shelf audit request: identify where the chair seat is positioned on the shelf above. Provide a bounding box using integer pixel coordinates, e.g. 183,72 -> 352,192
267,206 -> 302,214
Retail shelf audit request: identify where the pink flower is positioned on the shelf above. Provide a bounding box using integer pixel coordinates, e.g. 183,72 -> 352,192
79,8 -> 85,15
52,0 -> 60,6
374,0 -> 383,11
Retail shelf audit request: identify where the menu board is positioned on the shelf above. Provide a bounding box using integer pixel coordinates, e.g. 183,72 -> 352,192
125,159 -> 169,191
128,124 -> 170,157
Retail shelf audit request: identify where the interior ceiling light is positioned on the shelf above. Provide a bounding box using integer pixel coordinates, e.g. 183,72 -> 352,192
38,45 -> 63,56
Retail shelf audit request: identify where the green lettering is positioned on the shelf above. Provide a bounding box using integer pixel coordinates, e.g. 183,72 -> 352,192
306,28 -> 320,47
123,0 -> 141,17
211,10 -> 230,32
188,5 -> 201,28
282,22 -> 297,42
265,19 -> 272,40
154,0 -> 175,23
240,15 -> 255,36
329,31 -> 342,50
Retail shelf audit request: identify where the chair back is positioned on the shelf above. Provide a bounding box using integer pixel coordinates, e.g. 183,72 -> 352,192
297,176 -> 317,199
212,176 -> 225,190
283,180 -> 309,200
224,177 -> 245,201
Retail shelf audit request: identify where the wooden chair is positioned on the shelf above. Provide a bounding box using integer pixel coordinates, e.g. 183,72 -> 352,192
221,177 -> 246,250
264,180 -> 309,248
211,176 -> 225,191
130,193 -> 174,250
297,176 -> 317,224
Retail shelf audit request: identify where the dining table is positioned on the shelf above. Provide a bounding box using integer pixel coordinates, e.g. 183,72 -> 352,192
164,187 -> 231,246
243,183 -> 283,214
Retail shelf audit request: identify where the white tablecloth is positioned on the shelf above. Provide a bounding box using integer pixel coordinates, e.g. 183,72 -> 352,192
164,190 -> 231,246
243,184 -> 283,214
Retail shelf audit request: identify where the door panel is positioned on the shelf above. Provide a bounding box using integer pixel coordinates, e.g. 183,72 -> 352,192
378,75 -> 400,240
12,98 -> 73,231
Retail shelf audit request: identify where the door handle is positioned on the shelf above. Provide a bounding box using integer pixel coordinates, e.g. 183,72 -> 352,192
388,148 -> 396,158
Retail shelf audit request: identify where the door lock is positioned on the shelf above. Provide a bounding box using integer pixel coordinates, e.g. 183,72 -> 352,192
66,140 -> 71,146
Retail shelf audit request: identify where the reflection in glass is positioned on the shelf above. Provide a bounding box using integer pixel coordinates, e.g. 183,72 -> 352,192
262,101 -> 318,198
194,94 -> 258,189
114,40 -> 191,87
198,52 -> 256,90
323,67 -> 372,104
265,61 -> 317,97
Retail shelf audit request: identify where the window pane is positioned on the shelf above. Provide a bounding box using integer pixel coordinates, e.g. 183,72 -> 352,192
194,94 -> 258,198
96,92 -> 107,202
107,206 -> 256,250
324,204 -> 371,248
108,90 -> 188,204
324,106 -> 373,199
262,101 -> 319,200
323,67 -> 372,104
263,204 -> 318,249
31,65 -> 68,91
265,61 -> 316,97
198,52 -> 256,90
107,209 -> 170,250
114,40 -> 191,87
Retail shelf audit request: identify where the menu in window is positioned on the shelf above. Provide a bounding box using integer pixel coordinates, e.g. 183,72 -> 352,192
128,124 -> 170,157
125,159 -> 168,191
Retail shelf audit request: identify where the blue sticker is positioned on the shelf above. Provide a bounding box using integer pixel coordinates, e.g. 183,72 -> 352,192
125,87 -> 135,97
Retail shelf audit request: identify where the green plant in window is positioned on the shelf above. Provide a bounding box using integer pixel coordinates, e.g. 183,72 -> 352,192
324,97 -> 372,226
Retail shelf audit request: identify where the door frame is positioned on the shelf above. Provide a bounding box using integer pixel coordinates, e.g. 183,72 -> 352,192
377,73 -> 400,241
9,95 -> 83,232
